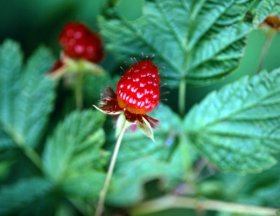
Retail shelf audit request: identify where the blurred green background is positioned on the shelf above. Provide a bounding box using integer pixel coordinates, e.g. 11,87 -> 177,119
0,0 -> 279,215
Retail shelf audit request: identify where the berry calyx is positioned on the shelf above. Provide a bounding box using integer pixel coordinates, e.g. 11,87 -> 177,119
59,22 -> 104,63
263,16 -> 280,30
116,60 -> 160,114
50,59 -> 64,72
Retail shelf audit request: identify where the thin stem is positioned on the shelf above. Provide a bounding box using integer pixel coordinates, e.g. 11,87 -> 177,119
179,79 -> 187,116
256,29 -> 276,73
130,195 -> 278,216
95,121 -> 128,216
75,71 -> 84,110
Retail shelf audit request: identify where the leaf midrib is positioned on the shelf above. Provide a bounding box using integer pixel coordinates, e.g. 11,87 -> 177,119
0,120 -> 25,147
155,1 -> 187,53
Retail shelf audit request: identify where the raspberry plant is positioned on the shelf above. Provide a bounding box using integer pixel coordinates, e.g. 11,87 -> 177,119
0,0 -> 280,216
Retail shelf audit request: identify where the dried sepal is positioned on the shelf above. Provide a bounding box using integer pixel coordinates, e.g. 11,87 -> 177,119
92,104 -> 121,115
137,117 -> 155,142
143,114 -> 159,128
94,87 -> 123,115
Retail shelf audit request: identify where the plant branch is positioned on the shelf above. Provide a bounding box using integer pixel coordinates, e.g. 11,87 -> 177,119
83,61 -> 106,75
179,79 -> 186,116
75,70 -> 84,110
95,120 -> 128,216
256,29 -> 276,73
130,195 -> 278,216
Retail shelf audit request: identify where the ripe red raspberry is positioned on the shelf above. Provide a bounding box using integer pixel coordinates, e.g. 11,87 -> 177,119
94,59 -> 160,132
59,22 -> 103,62
116,60 -> 160,115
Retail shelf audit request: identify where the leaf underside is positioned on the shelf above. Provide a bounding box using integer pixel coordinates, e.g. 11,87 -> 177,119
185,69 -> 280,173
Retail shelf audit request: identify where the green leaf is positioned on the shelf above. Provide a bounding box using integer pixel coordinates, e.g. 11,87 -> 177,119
0,161 -> 13,180
83,73 -> 115,104
100,0 -> 254,87
43,110 -> 107,198
184,69 -> 280,173
0,177 -> 52,215
107,104 -> 192,206
115,0 -> 145,21
61,171 -> 105,199
0,40 -> 56,149
23,47 -> 55,76
253,0 -> 280,26
55,204 -> 76,216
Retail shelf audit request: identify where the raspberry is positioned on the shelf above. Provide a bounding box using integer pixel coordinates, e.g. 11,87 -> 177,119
116,60 -> 160,114
94,59 -> 160,133
59,22 -> 103,62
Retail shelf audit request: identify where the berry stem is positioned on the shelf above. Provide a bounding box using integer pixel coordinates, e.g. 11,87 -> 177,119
256,29 -> 276,73
179,79 -> 187,116
130,195 -> 278,216
95,120 -> 128,216
75,70 -> 84,110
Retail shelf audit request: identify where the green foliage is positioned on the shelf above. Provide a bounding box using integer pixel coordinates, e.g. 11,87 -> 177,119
0,161 -> 13,180
115,0 -> 145,20
0,40 -> 56,149
83,73 -> 118,104
43,111 -> 107,199
100,0 -> 254,87
1,0 -> 280,215
184,69 -> 280,173
23,47 -> 55,76
254,0 -> 280,25
108,104 -> 191,205
219,161 -> 280,207
0,177 -> 52,215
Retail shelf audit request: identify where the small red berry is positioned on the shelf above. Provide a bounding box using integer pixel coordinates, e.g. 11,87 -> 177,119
116,60 -> 160,114
59,22 -> 104,62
